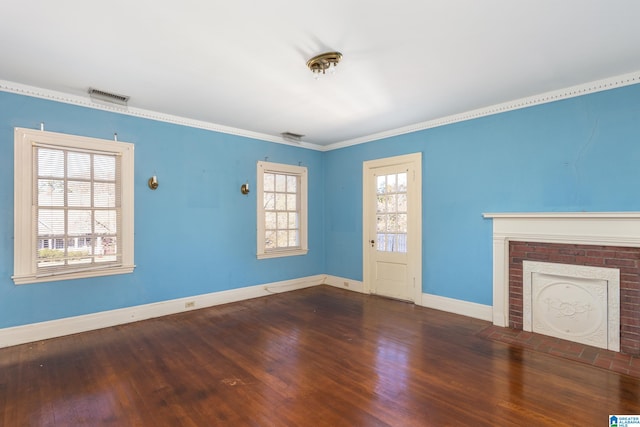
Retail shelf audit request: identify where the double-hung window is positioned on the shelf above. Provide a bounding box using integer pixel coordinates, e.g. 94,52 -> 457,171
257,161 -> 308,259
13,128 -> 135,284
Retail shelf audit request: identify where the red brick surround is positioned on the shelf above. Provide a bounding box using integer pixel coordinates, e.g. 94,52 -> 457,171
509,241 -> 640,355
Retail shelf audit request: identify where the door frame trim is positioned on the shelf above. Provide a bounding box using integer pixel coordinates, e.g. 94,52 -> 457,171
362,152 -> 422,304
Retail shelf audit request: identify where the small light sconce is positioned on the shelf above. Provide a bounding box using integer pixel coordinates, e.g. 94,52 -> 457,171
148,175 -> 159,190
241,182 -> 250,195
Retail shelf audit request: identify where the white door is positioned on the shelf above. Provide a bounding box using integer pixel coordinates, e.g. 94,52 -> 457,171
363,153 -> 422,303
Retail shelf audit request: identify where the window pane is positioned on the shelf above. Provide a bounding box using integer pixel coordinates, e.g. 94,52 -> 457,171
387,214 -> 397,232
264,192 -> 275,210
37,246 -> 64,267
286,194 -> 297,211
277,231 -> 288,247
386,174 -> 397,192
397,173 -> 407,192
95,210 -> 117,234
97,237 -> 117,257
376,234 -> 386,251
38,149 -> 64,178
397,194 -> 407,212
286,175 -> 297,193
288,230 -> 299,247
288,212 -> 298,229
376,176 -> 386,194
377,196 -> 387,213
265,231 -> 276,249
38,179 -> 64,206
67,152 -> 91,179
275,174 -> 286,192
67,181 -> 91,207
38,209 -> 64,235
265,212 -> 276,229
277,212 -> 288,229
264,173 -> 275,192
397,214 -> 408,233
376,215 -> 386,232
94,182 -> 116,207
69,210 -> 92,234
94,155 -> 115,181
275,193 -> 286,210
387,194 -> 397,212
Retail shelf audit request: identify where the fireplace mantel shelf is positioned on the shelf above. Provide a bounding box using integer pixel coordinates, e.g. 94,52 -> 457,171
483,212 -> 640,219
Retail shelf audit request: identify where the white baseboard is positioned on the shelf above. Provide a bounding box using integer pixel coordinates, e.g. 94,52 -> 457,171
420,293 -> 493,322
323,275 -> 366,293
0,275 -> 325,348
0,276 -> 493,348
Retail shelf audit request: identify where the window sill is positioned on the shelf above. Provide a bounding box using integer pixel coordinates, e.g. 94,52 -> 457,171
257,249 -> 308,260
12,265 -> 136,285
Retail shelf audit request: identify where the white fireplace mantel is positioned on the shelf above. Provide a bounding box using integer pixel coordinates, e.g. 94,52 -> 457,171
482,212 -> 640,327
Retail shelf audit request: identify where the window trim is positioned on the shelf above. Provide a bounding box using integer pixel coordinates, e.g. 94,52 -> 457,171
256,161 -> 308,259
13,128 -> 135,284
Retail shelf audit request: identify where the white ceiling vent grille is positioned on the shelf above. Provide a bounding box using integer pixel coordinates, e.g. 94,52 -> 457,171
88,88 -> 130,106
281,132 -> 304,143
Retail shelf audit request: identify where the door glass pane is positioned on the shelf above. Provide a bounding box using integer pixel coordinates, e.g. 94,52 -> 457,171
375,172 -> 407,253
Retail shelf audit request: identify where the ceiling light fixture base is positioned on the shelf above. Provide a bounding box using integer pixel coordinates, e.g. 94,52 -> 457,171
307,52 -> 342,78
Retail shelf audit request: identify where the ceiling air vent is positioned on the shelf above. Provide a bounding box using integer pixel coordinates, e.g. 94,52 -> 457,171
281,132 -> 304,143
88,87 -> 130,106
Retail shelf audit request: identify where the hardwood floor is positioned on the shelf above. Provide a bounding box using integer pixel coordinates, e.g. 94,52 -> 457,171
1,285 -> 638,426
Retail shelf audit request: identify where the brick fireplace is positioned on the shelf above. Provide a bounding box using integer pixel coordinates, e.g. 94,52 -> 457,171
509,241 -> 638,355
484,212 -> 640,356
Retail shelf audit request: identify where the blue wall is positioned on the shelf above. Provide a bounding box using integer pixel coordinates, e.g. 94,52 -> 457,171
2,82 -> 639,329
324,83 -> 640,305
0,92 -> 325,328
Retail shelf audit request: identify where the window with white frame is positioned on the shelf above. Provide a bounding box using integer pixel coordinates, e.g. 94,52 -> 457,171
13,128 -> 135,284
257,161 -> 308,259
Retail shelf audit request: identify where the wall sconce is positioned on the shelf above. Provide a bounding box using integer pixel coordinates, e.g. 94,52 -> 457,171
148,175 -> 159,190
241,182 -> 250,195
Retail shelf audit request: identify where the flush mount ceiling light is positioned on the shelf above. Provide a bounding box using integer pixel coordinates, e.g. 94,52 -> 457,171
306,51 -> 342,79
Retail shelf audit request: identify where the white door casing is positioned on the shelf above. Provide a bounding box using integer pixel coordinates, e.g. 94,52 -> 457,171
363,153 -> 422,303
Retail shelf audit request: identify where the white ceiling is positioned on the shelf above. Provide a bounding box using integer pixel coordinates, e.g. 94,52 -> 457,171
1,1 -> 640,146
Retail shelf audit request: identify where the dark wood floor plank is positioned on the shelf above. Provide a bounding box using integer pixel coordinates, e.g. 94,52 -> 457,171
1,285 -> 639,426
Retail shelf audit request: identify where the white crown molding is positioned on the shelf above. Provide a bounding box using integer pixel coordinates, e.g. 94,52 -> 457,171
0,80 -> 325,151
3,72 -> 640,153
323,70 -> 640,151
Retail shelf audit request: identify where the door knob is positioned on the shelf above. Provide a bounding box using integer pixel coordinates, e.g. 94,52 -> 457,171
370,239 -> 375,247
